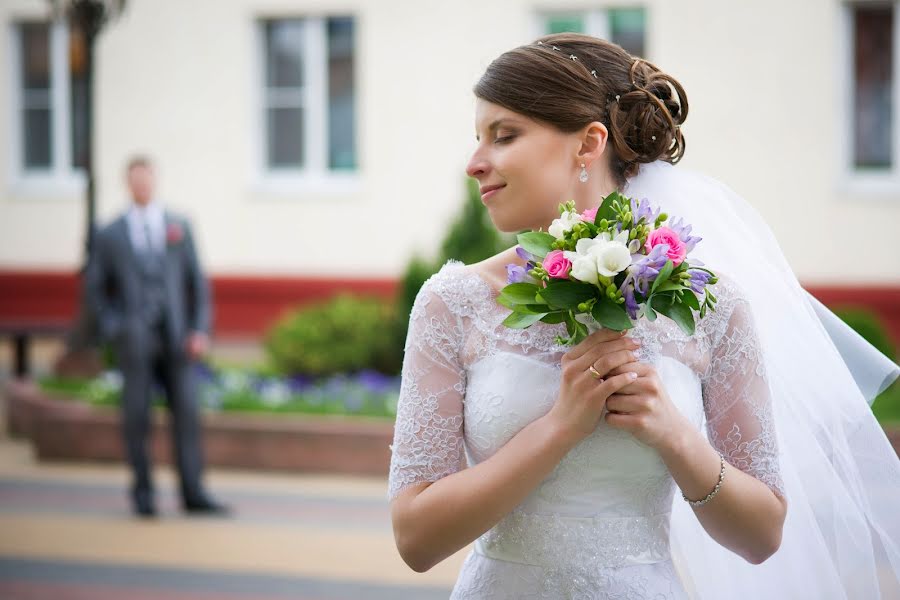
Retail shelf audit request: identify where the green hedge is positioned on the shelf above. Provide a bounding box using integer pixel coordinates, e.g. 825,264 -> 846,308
833,306 -> 900,425
265,294 -> 402,377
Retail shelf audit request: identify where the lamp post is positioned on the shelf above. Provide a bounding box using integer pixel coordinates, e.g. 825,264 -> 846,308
49,0 -> 126,374
49,0 -> 126,259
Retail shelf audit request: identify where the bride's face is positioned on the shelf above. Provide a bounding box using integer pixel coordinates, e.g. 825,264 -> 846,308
466,99 -> 582,233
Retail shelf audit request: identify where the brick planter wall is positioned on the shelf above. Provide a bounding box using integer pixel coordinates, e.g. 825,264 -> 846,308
3,380 -> 394,477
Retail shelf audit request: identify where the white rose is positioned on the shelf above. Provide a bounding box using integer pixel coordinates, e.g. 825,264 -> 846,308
548,211 -> 582,239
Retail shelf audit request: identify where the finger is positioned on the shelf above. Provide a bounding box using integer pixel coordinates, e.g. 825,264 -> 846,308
563,328 -> 627,362
587,350 -> 637,377
605,362 -> 651,381
595,371 -> 638,397
605,393 -> 648,414
604,410 -> 642,431
574,337 -> 638,373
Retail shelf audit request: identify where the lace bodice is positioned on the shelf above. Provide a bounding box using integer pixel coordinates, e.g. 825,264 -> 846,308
387,258 -> 784,598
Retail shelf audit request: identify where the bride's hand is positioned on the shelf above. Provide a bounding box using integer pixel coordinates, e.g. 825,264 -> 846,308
603,356 -> 692,451
547,328 -> 641,444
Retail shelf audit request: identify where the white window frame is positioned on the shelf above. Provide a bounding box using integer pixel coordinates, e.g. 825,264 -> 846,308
253,15 -> 359,197
531,5 -> 648,56
7,19 -> 86,198
837,0 -> 900,198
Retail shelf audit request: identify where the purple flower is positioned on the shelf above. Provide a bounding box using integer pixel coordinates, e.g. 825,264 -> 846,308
516,247 -> 537,262
626,243 -> 670,296
621,281 -> 640,320
687,269 -> 712,294
665,216 -> 702,253
630,197 -> 662,226
506,263 -> 528,284
356,369 -> 398,394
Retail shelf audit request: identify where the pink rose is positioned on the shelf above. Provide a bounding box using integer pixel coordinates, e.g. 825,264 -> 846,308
543,250 -> 572,279
581,207 -> 598,222
645,226 -> 687,266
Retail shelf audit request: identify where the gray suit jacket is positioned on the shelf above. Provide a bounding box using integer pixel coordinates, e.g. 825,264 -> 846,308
85,211 -> 211,361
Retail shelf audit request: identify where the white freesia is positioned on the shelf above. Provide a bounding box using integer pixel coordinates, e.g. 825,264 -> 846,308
548,210 -> 582,239
562,229 -> 634,285
593,243 -> 633,277
567,254 -> 599,285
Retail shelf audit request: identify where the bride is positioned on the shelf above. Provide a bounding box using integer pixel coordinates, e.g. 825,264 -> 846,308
387,33 -> 900,599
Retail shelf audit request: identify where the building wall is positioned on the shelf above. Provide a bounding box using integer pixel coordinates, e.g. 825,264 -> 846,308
1,0 -> 898,285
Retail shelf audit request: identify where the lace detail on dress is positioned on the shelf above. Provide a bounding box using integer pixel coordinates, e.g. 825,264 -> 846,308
479,509 -> 671,570
452,552 -> 686,599
700,278 -> 785,498
387,275 -> 467,499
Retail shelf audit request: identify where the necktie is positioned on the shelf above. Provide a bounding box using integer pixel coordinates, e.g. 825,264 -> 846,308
141,216 -> 156,255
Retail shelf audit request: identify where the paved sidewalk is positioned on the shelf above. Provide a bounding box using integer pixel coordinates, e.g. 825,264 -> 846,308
0,435 -> 465,599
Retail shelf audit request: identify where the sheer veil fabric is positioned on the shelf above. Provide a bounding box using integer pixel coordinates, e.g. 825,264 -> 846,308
624,161 -> 900,599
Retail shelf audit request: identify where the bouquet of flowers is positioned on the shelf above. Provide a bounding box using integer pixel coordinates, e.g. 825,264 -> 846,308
500,191 -> 718,346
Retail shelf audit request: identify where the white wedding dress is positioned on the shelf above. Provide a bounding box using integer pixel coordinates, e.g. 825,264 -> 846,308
388,258 -> 784,599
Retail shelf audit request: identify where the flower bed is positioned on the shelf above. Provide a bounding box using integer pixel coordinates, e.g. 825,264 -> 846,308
5,371 -> 397,476
40,364 -> 400,419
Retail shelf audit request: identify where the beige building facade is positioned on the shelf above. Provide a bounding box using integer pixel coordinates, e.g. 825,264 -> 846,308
1,0 -> 898,286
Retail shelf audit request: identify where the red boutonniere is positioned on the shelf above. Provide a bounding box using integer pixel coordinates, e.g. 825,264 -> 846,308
166,222 -> 184,245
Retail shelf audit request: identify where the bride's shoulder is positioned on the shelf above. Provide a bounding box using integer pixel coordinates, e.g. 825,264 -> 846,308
414,259 -> 488,316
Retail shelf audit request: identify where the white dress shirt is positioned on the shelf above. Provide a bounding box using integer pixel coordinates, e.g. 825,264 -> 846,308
126,199 -> 166,254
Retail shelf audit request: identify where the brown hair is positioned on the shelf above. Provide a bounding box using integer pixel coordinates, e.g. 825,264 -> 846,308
474,33 -> 688,189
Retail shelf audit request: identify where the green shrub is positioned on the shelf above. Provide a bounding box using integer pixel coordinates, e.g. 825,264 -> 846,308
394,255 -> 439,351
834,306 -> 900,425
833,306 -> 896,361
265,294 -> 402,377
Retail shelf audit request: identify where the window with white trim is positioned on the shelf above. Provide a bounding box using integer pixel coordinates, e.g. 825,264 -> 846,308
538,8 -> 646,57
849,2 -> 893,172
11,19 -> 87,178
261,16 -> 357,175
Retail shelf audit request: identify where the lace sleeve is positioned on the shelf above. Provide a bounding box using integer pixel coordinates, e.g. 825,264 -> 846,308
701,284 -> 785,499
387,277 -> 467,500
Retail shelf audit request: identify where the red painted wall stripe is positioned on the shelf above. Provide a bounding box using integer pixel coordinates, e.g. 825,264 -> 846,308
0,270 -> 897,348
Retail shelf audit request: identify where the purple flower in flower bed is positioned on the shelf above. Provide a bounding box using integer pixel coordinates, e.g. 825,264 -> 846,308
356,370 -> 398,394
286,374 -> 314,394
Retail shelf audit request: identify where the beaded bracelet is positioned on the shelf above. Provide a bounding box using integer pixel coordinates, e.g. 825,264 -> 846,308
682,452 -> 726,507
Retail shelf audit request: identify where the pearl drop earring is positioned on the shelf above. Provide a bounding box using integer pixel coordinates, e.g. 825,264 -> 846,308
579,163 -> 589,183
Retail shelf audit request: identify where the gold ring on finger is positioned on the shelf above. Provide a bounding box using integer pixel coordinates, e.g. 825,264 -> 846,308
588,365 -> 604,380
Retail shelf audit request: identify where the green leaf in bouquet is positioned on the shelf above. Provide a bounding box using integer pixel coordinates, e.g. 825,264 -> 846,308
499,282 -> 544,305
653,280 -> 683,294
502,310 -> 548,329
516,232 -> 556,259
516,303 -> 559,315
563,312 -> 589,346
651,259 -> 674,295
595,191 -> 625,225
540,312 -> 567,324
680,290 -> 701,311
665,300 -> 696,336
591,296 -> 633,331
651,292 -> 696,336
497,294 -> 515,309
538,280 -> 598,309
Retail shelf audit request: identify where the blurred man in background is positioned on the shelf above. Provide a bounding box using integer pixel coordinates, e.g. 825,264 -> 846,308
85,156 -> 227,518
